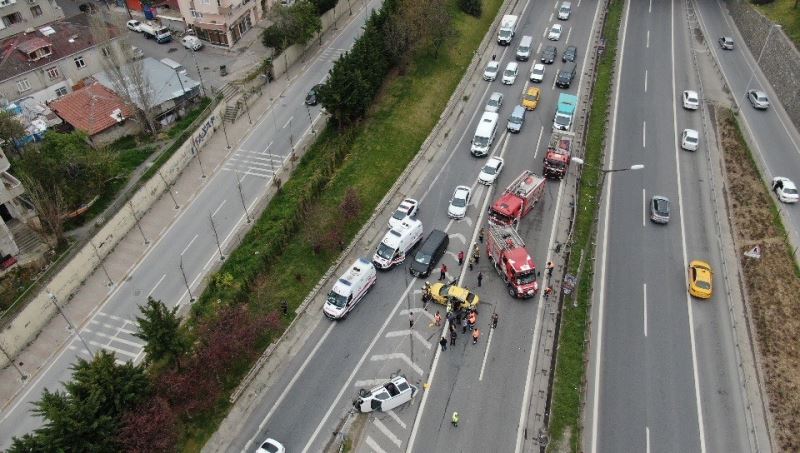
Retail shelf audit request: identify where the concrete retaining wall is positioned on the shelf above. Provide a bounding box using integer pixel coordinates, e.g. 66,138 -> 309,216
727,0 -> 800,130
0,102 -> 227,368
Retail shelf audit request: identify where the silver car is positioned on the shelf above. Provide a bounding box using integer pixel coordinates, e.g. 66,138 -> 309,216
747,90 -> 769,110
507,105 -> 525,133
485,92 -> 504,113
650,196 -> 670,224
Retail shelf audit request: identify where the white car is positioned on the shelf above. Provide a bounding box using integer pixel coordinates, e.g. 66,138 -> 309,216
548,24 -> 563,41
681,129 -> 699,151
483,61 -> 500,81
256,438 -> 285,453
354,376 -> 417,413
388,198 -> 419,229
683,90 -> 699,110
479,157 -> 505,185
502,62 -> 518,85
530,63 -> 545,83
772,177 -> 799,203
747,90 -> 769,110
448,185 -> 472,219
181,35 -> 203,51
485,92 -> 503,113
126,19 -> 142,32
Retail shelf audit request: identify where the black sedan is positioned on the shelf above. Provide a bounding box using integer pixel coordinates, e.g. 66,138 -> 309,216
305,84 -> 323,106
540,45 -> 557,64
563,45 -> 577,62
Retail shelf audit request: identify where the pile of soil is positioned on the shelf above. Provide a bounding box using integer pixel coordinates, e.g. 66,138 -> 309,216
718,108 -> 800,452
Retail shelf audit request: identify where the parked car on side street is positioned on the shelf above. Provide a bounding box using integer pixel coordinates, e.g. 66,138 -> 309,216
127,19 -> 142,32
181,35 -> 203,51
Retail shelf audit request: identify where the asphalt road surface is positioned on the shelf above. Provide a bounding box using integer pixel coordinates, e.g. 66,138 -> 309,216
586,1 -> 763,453
233,0 -> 602,451
0,0 -> 380,446
694,0 -> 800,251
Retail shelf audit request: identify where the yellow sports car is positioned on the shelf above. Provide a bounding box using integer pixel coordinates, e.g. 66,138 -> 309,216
688,260 -> 713,299
522,87 -> 541,110
426,282 -> 480,310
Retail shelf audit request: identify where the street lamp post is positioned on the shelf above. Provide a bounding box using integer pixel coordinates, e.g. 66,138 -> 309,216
741,24 -> 781,112
571,158 -> 644,174
47,291 -> 94,358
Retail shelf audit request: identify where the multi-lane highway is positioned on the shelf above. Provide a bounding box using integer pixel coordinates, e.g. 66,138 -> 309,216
586,1 -> 770,453
230,0 -> 602,451
0,0 -> 382,445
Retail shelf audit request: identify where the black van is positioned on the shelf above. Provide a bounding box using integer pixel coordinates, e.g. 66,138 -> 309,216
410,230 -> 449,277
556,62 -> 577,88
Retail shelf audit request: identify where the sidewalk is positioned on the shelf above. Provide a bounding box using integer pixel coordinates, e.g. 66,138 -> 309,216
0,13 -> 335,410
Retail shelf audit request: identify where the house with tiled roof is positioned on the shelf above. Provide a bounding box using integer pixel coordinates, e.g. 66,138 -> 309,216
0,13 -> 122,107
49,82 -> 137,146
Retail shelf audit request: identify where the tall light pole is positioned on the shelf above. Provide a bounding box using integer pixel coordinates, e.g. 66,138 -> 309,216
572,158 -> 644,189
741,24 -> 781,112
47,291 -> 94,358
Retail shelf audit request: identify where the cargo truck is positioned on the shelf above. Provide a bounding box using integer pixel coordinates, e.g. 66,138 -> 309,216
486,224 -> 539,298
140,22 -> 172,43
488,170 -> 546,226
553,93 -> 577,131
497,15 -> 518,46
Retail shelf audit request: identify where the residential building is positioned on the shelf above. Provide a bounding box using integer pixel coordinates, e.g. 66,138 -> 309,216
0,13 -> 121,106
93,57 -> 200,126
176,0 -> 261,47
5,96 -> 61,145
0,143 -> 40,267
0,0 -> 64,41
50,82 -> 136,146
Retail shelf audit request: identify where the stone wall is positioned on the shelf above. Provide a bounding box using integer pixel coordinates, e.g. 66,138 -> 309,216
726,0 -> 800,129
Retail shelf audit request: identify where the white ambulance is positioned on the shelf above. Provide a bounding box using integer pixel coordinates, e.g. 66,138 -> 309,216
372,218 -> 423,270
324,258 -> 377,319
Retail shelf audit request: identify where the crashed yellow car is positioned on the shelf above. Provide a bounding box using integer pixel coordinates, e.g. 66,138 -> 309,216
427,282 -> 479,310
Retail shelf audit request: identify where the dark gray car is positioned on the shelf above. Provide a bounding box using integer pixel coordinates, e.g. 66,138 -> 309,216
650,196 -> 670,224
563,45 -> 577,62
507,105 -> 526,133
540,45 -> 557,64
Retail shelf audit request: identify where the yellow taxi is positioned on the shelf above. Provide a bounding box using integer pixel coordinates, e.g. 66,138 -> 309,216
426,282 -> 480,310
688,260 -> 713,299
522,87 -> 541,110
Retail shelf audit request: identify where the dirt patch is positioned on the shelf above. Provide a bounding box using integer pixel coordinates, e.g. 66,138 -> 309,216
718,108 -> 800,452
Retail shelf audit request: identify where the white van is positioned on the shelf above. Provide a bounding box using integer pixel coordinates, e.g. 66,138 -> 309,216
324,258 -> 377,319
516,35 -> 533,61
373,218 -> 423,269
471,112 -> 499,157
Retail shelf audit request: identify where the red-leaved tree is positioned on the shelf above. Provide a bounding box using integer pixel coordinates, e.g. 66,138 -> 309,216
116,397 -> 178,452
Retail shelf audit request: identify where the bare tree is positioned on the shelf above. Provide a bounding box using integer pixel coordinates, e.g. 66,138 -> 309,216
20,175 -> 65,248
88,14 -> 158,133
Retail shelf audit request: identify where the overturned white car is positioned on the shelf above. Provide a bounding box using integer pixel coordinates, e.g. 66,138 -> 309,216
353,376 -> 417,413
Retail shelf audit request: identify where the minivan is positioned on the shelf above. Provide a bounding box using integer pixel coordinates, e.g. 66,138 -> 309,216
516,35 -> 533,61
373,218 -> 424,270
556,62 -> 576,88
410,230 -> 449,277
324,258 -> 377,319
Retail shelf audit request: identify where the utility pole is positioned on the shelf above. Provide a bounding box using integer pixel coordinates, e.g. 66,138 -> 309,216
48,291 -> 94,358
189,47 -> 207,97
178,258 -> 194,302
157,171 -> 180,209
128,200 -> 149,244
221,114 -> 232,149
192,144 -> 207,178
209,213 -> 225,260
90,241 -> 113,286
0,343 -> 26,381
235,171 -> 252,223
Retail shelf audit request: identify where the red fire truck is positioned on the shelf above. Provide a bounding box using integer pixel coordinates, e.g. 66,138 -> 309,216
543,131 -> 573,179
486,224 -> 538,298
488,170 -> 546,226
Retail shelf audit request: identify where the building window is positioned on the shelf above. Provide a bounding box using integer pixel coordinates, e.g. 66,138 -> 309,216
2,12 -> 23,27
195,27 -> 228,46
74,56 -> 86,69
190,9 -> 203,18
200,0 -> 209,4
16,79 -> 31,93
101,47 -> 111,57
55,86 -> 67,97
46,66 -> 59,80
29,5 -> 42,16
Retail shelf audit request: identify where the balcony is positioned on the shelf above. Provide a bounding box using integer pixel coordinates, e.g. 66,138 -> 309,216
0,172 -> 23,205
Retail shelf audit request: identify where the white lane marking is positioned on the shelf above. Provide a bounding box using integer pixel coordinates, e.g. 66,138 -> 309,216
646,426 -> 651,453
478,324 -> 495,381
642,121 -> 646,148
241,323 -> 335,452
301,281 -> 419,453
590,0 -> 632,451
373,418 -> 402,448
565,27 -> 572,44
148,274 -> 166,298
93,331 -> 144,349
282,116 -> 293,129
366,436 -> 389,453
385,330 -> 432,349
180,233 -> 198,256
670,0 -> 707,450
643,188 -> 646,227
400,308 -> 434,321
370,353 -> 423,376
212,199 -> 227,217
644,69 -> 648,93
532,126 -> 545,159
649,0 -> 652,13
95,312 -> 123,321
549,13 -> 553,21
88,340 -> 137,359
647,30 -> 650,48
387,409 -> 407,429
643,283 -> 648,337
